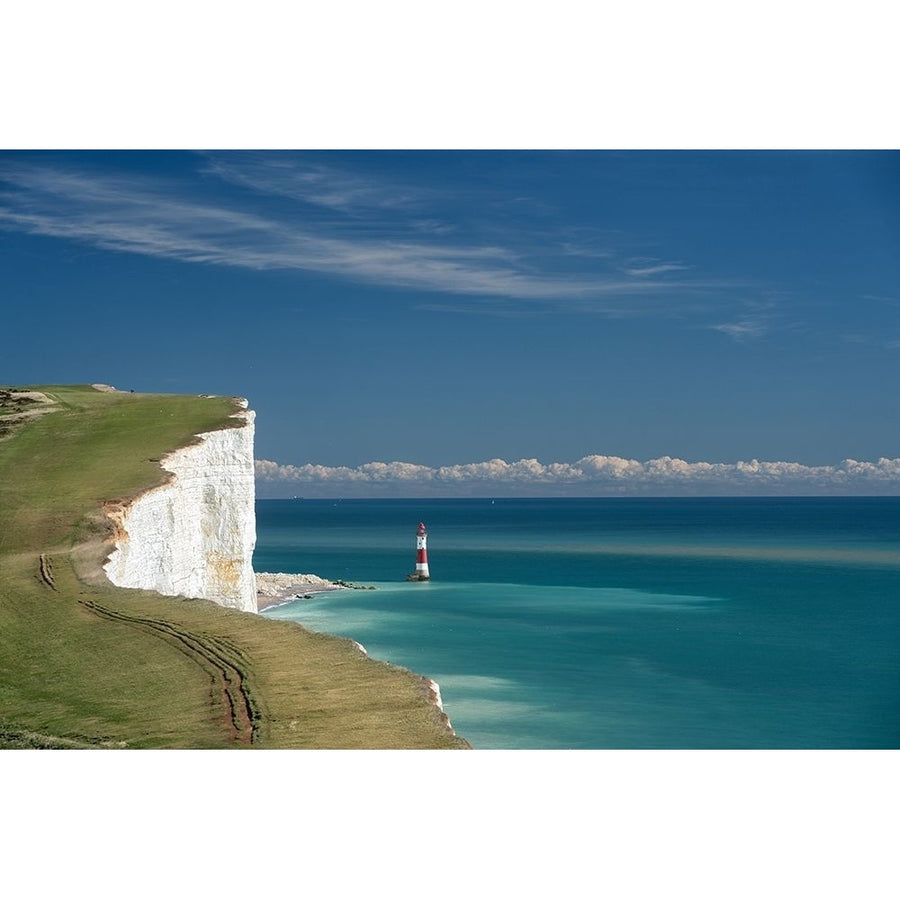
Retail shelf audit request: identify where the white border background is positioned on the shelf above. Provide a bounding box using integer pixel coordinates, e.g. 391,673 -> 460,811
3,1 -> 899,149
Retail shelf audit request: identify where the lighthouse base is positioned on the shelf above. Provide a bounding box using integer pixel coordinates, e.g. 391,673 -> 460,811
406,573 -> 430,582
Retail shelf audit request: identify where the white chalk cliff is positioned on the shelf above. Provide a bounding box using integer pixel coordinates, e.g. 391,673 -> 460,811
104,400 -> 258,613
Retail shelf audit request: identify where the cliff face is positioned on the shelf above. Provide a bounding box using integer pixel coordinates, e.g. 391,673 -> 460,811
104,401 -> 258,613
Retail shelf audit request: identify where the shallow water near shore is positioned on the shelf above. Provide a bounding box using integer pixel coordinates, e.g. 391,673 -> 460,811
255,497 -> 900,749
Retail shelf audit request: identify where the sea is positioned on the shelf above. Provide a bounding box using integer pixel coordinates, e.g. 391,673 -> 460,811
254,497 -> 900,749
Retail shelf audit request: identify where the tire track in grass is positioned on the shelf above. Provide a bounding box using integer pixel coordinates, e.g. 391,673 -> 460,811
78,598 -> 261,745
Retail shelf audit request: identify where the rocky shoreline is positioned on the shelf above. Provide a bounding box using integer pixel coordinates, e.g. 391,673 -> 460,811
255,571 -> 344,610
255,571 -> 378,610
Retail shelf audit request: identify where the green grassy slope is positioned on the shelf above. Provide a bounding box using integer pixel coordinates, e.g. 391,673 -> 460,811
0,385 -> 467,749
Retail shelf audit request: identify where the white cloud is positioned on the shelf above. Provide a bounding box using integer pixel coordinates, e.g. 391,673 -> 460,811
255,455 -> 900,497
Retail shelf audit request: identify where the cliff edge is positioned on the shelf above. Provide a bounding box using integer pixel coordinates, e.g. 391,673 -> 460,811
1,385 -> 468,748
103,399 -> 258,613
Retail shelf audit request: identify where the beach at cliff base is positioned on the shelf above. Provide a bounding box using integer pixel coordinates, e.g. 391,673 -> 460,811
255,571 -> 346,610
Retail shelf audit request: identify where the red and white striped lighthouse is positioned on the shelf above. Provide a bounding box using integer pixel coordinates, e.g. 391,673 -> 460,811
413,521 -> 430,580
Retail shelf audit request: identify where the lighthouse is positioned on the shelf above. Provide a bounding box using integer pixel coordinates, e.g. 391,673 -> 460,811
407,522 -> 430,581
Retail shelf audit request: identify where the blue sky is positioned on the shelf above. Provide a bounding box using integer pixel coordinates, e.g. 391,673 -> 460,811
2,150 -> 899,496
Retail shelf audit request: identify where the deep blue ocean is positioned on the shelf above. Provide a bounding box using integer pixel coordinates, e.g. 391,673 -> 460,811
254,497 -> 900,749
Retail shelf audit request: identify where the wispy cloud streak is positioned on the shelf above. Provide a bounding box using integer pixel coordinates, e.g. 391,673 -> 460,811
0,157 -> 731,310
201,152 -> 428,215
622,257 -> 690,277
709,319 -> 769,340
255,455 -> 900,497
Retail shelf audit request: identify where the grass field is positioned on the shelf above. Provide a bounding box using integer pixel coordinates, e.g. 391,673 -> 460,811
0,385 -> 468,749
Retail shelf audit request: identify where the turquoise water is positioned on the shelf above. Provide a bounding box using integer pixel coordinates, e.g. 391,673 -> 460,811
255,498 -> 900,749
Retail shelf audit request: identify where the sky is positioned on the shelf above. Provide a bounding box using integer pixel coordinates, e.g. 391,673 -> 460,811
2,149 -> 899,497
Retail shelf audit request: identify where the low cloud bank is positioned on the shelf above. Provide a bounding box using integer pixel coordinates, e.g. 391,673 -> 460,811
255,455 -> 900,498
